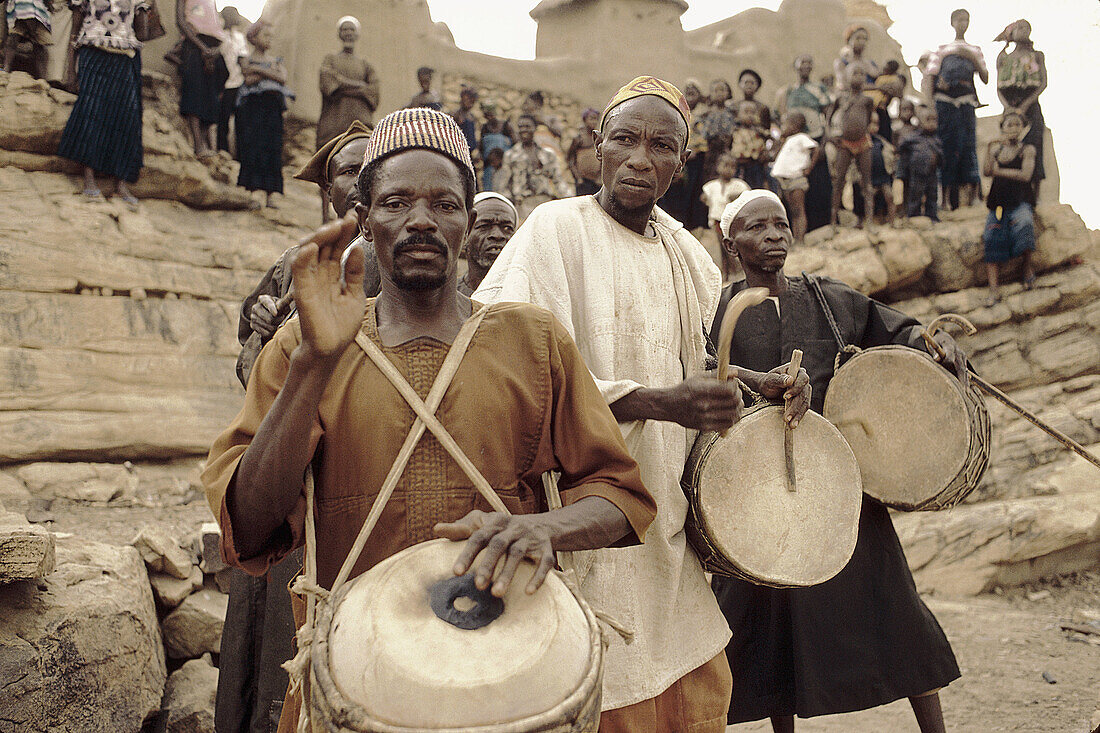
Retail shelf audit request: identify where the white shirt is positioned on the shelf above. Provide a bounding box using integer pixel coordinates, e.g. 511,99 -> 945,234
771,132 -> 818,178
474,196 -> 730,710
702,177 -> 750,226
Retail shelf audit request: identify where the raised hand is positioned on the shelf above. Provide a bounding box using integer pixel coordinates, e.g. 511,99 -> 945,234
290,213 -> 366,360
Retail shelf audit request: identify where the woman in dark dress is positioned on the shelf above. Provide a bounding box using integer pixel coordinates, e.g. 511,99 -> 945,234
995,19 -> 1046,197
711,192 -> 961,733
176,0 -> 228,159
658,78 -> 708,231
57,0 -> 151,205
235,21 -> 293,208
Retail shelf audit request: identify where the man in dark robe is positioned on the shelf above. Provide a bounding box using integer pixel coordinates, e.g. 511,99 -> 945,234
710,189 -> 966,733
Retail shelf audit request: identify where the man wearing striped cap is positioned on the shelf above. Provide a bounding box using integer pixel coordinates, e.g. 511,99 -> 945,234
202,107 -> 656,733
476,77 -> 810,731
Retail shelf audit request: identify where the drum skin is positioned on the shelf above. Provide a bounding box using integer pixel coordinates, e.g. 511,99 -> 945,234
683,405 -> 863,587
309,539 -> 602,733
823,346 -> 990,511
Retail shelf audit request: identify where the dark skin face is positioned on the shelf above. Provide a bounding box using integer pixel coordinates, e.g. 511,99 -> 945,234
358,150 -> 473,295
797,56 -> 813,82
326,137 -> 370,219
594,96 -> 688,234
517,117 -> 536,145
723,198 -> 793,290
465,199 -> 516,270
710,81 -> 731,104
950,10 -> 969,37
684,84 -> 701,108
418,72 -> 432,92
338,22 -> 358,48
850,28 -> 869,54
739,73 -> 759,100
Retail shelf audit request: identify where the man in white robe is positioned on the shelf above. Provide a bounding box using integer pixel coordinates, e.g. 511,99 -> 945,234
476,77 -> 809,732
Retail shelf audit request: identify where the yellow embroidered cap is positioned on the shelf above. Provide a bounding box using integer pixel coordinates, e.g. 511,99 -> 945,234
600,76 -> 692,133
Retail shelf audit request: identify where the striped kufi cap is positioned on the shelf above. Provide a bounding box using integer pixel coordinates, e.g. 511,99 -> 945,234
361,108 -> 475,179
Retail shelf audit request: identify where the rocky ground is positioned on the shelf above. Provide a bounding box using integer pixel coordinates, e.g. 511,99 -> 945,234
0,67 -> 1097,732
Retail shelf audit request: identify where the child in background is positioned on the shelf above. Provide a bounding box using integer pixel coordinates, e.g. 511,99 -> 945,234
868,122 -> 896,224
868,60 -> 905,110
898,106 -> 943,220
892,97 -> 918,146
731,69 -> 771,188
982,110 -> 1037,304
482,146 -> 505,193
770,111 -> 820,245
701,152 -> 750,281
830,61 -> 876,228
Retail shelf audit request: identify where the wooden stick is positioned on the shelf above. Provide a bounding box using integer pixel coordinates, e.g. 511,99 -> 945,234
716,288 -> 770,438
784,350 -> 803,492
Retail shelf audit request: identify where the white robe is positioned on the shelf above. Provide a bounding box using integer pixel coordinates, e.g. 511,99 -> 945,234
474,195 -> 731,710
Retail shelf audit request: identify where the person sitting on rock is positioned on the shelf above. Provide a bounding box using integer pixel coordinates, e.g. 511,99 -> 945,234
981,110 -> 1037,305
4,0 -> 52,79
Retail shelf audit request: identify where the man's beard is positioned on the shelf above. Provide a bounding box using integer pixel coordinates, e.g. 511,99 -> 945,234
391,232 -> 450,291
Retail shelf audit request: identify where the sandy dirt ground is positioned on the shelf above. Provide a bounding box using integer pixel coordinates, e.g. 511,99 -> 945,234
42,501 -> 1100,733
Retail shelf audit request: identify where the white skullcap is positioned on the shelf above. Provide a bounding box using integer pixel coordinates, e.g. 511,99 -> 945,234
719,189 -> 784,239
473,191 -> 518,220
337,15 -> 361,31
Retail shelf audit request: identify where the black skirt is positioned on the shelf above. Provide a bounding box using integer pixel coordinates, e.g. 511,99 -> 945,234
57,46 -> 144,183
713,496 -> 960,723
179,36 -> 228,124
236,90 -> 284,194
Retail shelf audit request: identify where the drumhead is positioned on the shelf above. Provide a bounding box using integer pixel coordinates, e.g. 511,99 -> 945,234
324,539 -> 594,729
694,407 -> 862,586
823,347 -> 972,510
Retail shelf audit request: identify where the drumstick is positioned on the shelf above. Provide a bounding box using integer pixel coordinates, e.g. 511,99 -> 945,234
922,313 -> 1100,473
716,287 -> 770,437
784,350 -> 803,493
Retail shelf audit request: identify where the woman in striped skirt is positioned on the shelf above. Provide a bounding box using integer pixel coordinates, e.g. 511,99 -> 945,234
56,0 -> 151,205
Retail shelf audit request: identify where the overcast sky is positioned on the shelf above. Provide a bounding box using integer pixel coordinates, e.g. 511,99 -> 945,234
220,1 -> 1098,227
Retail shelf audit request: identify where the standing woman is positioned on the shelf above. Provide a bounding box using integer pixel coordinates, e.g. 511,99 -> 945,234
982,111 -> 1037,305
701,77 -> 735,182
833,25 -> 878,92
776,54 -> 834,231
57,0 -> 152,205
658,78 -> 709,231
235,21 -> 293,208
176,0 -> 227,159
995,19 -> 1046,196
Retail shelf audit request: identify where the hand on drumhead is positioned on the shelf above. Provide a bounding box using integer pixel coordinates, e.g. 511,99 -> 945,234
434,511 -> 556,597
930,331 -> 970,387
758,364 -> 812,428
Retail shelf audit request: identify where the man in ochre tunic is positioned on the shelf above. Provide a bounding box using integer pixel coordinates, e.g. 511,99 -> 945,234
202,108 -> 656,733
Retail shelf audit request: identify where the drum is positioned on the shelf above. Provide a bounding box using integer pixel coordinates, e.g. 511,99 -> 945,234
822,343 -> 990,511
682,286 -> 863,587
309,539 -> 603,733
683,400 -> 864,587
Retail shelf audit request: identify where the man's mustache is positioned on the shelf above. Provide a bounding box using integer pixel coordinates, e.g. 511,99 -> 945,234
394,232 -> 447,256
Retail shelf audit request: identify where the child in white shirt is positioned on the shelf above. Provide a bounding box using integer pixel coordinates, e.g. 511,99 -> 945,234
770,112 -> 821,245
701,153 -> 750,282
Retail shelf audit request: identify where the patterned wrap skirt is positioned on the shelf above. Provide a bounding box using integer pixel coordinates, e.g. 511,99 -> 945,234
57,46 -> 144,183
